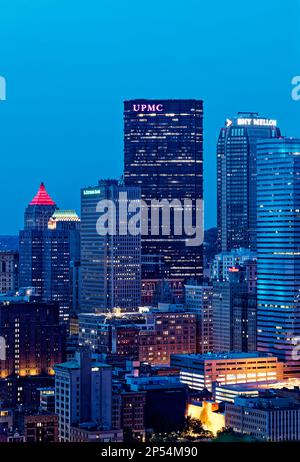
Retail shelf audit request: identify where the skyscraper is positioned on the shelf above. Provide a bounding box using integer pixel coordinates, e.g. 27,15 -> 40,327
256,138 -> 300,375
124,99 -> 203,284
19,184 -> 80,323
44,210 -> 81,323
19,183 -> 57,296
217,113 -> 281,252
80,179 -> 141,312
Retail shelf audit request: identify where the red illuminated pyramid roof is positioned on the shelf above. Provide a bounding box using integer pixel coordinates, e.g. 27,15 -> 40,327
29,182 -> 56,206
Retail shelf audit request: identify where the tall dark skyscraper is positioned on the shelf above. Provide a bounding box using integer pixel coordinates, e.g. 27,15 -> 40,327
124,99 -> 203,284
80,179 -> 141,313
256,138 -> 300,376
217,113 -> 281,252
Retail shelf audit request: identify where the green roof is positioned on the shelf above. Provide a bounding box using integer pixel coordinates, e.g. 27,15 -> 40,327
50,210 -> 80,222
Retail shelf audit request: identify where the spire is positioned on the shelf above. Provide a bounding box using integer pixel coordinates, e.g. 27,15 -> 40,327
29,182 -> 56,206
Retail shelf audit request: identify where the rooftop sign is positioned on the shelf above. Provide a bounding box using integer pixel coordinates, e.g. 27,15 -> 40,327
132,103 -> 164,112
237,118 -> 277,127
83,189 -> 101,196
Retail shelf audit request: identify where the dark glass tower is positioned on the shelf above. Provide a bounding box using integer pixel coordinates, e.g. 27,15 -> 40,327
256,138 -> 300,375
44,210 -> 81,323
217,113 -> 281,252
19,183 -> 57,296
124,99 -> 203,283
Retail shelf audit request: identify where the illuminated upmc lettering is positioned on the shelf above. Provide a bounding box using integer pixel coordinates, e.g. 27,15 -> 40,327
133,104 -> 164,112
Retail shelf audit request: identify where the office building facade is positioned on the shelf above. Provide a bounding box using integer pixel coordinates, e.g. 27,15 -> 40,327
0,251 -> 19,294
44,210 -> 80,323
171,352 -> 283,393
225,395 -> 300,441
212,266 -> 257,353
0,298 -> 65,379
185,283 -> 213,354
256,138 -> 300,373
80,180 -> 141,312
217,113 -> 281,252
124,99 -> 204,283
54,351 -> 112,442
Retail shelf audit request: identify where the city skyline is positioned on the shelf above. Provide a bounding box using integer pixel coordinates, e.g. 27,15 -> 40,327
0,0 -> 299,234
1,1 -> 300,446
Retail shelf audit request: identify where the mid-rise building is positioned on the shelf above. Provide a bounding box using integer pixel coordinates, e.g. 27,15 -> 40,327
213,266 -> 257,353
70,424 -> 123,442
125,374 -> 187,434
211,248 -> 256,282
120,391 -> 146,441
24,413 -> 58,442
138,306 -> 196,365
170,352 -> 284,393
0,251 -> 19,294
79,306 -> 197,366
54,350 -> 112,442
225,395 -> 300,441
184,283 -> 213,354
0,294 -> 65,379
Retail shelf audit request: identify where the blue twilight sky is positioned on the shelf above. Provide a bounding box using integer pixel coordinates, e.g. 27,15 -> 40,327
0,0 -> 299,234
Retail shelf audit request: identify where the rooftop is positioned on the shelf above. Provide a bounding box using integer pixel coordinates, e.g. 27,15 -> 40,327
233,395 -> 300,411
50,210 -> 80,222
172,352 -> 274,361
29,182 -> 56,206
54,360 -> 111,370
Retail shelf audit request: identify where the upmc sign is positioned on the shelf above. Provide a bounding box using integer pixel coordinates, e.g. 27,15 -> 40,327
133,103 -> 164,112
